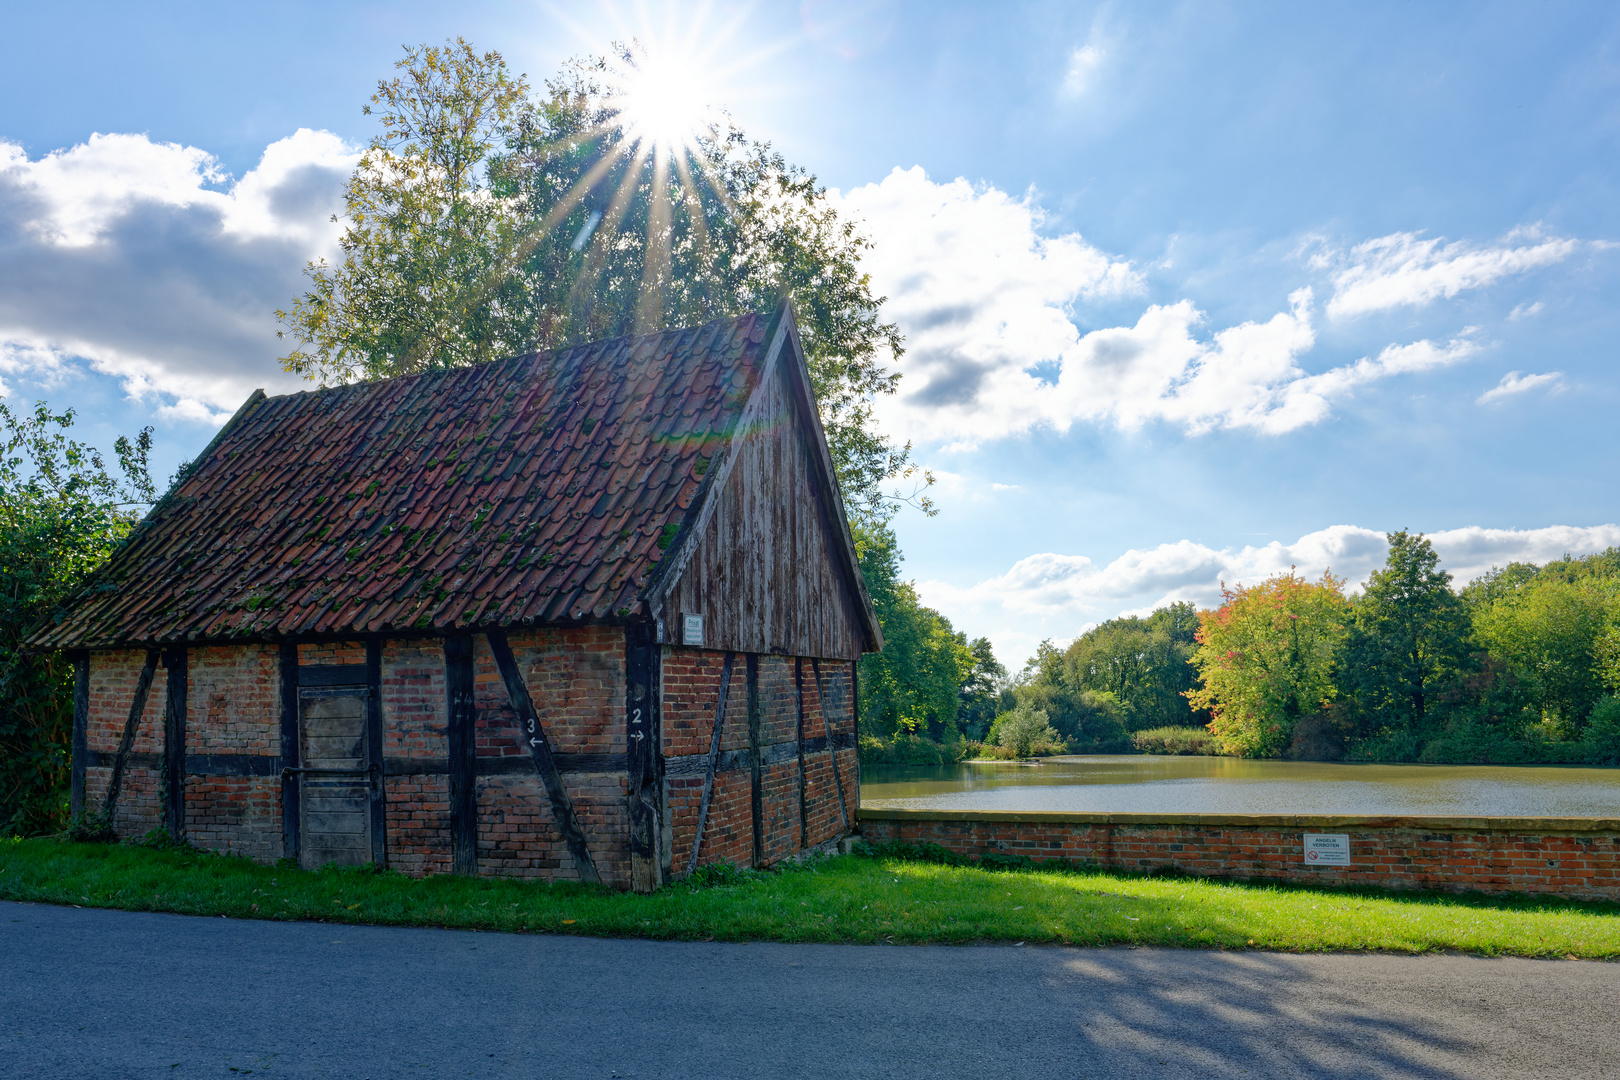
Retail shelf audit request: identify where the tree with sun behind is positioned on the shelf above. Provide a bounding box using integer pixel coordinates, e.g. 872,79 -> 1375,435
276,38 -> 923,529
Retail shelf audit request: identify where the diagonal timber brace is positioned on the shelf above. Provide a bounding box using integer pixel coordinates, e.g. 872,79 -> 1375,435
103,648 -> 161,822
486,629 -> 601,886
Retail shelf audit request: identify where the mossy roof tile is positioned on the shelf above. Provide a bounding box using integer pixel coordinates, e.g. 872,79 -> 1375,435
34,312 -> 775,648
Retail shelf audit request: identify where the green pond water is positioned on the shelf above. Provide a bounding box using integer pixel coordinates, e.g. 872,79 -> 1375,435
858,756 -> 1620,817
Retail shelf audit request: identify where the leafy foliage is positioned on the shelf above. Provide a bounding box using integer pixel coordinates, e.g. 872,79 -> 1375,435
991,704 -> 1063,759
1469,570 -> 1619,739
1064,602 -> 1205,730
1188,571 -> 1349,758
1337,531 -> 1473,745
855,523 -> 996,742
1010,641 -> 1129,751
1130,726 -> 1222,755
0,403 -> 153,834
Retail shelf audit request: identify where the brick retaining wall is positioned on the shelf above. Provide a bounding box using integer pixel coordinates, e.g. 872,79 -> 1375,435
857,809 -> 1620,901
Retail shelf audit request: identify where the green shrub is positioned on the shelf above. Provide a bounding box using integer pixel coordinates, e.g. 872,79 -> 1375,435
856,733 -> 971,766
1131,726 -> 1221,756
1582,696 -> 1620,765
992,705 -> 1063,759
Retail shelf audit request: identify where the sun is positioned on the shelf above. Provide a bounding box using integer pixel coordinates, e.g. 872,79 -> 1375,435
609,46 -> 720,155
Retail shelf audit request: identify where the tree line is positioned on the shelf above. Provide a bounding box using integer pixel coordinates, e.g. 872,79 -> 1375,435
1190,532 -> 1620,764
861,529 -> 1620,768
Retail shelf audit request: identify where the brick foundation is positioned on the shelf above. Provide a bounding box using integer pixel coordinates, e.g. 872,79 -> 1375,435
857,810 -> 1620,901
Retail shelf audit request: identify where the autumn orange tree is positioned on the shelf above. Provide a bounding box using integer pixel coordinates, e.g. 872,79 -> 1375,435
1187,571 -> 1350,757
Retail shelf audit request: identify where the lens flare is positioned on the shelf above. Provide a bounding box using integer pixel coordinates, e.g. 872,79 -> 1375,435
610,47 -> 719,153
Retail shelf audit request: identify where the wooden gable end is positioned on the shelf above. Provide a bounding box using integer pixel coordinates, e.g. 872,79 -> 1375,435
659,323 -> 874,661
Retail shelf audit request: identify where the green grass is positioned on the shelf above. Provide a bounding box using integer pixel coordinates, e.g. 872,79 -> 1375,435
3,836 -> 1619,957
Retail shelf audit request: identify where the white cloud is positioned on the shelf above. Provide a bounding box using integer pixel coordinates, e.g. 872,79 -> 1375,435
0,129 -> 357,411
1324,228 -> 1578,319
835,168 -> 1486,447
1509,300 -> 1544,321
919,523 -> 1620,667
1062,43 -> 1106,97
1477,370 -> 1563,405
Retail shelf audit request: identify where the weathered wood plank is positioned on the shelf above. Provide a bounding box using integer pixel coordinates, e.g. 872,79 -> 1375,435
298,664 -> 369,687
662,352 -> 865,661
685,651 -> 735,876
103,648 -> 159,822
443,634 -> 477,876
486,628 -> 602,886
162,647 -> 187,838
626,622 -> 662,893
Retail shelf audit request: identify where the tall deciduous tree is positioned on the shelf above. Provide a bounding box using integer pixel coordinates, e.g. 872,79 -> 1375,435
1066,601 -> 1203,730
0,404 -> 153,834
1470,572 -> 1619,738
1339,531 -> 1473,742
1188,571 -> 1349,758
277,39 -> 924,528
854,523 -> 975,741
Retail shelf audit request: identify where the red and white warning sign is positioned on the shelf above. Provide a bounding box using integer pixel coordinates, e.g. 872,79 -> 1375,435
1302,833 -> 1351,865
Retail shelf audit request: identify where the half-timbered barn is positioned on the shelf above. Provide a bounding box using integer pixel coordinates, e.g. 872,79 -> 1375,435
32,303 -> 878,891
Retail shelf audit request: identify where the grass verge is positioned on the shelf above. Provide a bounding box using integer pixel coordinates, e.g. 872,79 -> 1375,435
2,836 -> 1618,957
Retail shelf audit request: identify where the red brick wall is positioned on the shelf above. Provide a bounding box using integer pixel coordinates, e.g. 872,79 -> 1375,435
660,647 -> 855,874
858,811 -> 1620,901
186,777 -> 280,862
84,649 -> 168,837
186,644 -> 280,859
297,641 -> 366,666
189,645 -> 276,755
470,627 -> 629,885
380,639 -> 451,876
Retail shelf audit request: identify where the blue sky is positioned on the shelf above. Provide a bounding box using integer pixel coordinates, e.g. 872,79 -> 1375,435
2,1 -> 1617,666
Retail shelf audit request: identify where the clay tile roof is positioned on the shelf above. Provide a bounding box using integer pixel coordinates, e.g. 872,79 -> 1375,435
32,311 -> 779,649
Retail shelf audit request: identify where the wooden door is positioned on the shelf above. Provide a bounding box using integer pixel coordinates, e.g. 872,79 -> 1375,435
297,689 -> 374,869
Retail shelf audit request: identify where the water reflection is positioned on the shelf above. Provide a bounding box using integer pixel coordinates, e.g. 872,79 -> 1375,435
859,756 -> 1620,816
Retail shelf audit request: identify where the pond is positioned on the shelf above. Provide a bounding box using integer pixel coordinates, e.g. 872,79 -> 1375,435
858,756 -> 1620,817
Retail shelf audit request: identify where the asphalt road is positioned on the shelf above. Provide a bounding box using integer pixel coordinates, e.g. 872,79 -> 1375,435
4,900 -> 1618,1079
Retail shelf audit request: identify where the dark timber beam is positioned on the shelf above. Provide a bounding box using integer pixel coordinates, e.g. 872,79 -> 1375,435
626,623 -> 662,893
103,648 -> 160,823
162,647 -> 187,838
443,634 -> 478,876
279,643 -> 300,862
366,636 -> 387,867
486,629 -> 601,886
70,651 -> 88,821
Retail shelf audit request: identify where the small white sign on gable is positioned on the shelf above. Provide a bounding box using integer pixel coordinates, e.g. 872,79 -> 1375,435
1303,833 -> 1351,865
682,613 -> 705,647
